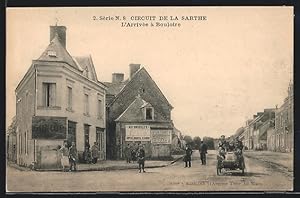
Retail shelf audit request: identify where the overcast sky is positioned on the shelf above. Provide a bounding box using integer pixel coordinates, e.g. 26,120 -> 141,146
6,7 -> 293,138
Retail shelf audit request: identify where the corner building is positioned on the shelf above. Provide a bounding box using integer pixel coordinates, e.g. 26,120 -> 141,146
15,26 -> 107,169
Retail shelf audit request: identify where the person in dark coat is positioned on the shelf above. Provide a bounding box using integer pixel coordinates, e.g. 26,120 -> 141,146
227,142 -> 236,152
137,145 -> 146,173
124,144 -> 131,163
184,144 -> 193,168
199,141 -> 208,165
131,145 -> 137,162
69,142 -> 78,171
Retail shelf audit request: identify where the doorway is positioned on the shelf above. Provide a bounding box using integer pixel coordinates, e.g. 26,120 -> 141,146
96,127 -> 105,160
84,124 -> 91,149
67,121 -> 76,148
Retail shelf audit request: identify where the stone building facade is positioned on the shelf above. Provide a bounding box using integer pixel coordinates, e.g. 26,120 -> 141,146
270,83 -> 294,152
15,25 -> 107,169
103,64 -> 174,160
242,109 -> 275,150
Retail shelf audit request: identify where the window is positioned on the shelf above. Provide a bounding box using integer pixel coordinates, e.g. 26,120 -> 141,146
84,124 -> 90,148
42,83 -> 56,107
19,134 -> 21,154
145,107 -> 154,120
47,50 -> 57,57
25,131 -> 27,154
67,87 -> 73,110
97,99 -> 102,119
84,94 -> 89,115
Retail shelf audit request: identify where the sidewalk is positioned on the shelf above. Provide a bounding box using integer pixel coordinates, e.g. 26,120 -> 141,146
9,155 -> 184,172
244,150 -> 293,172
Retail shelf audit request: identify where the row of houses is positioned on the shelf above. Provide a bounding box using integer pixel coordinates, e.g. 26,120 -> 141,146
6,25 -> 184,169
234,82 -> 293,153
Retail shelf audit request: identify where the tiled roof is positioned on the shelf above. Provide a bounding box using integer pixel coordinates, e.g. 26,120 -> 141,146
37,34 -> 79,70
73,55 -> 98,82
102,80 -> 128,96
258,121 -> 271,138
102,67 -> 172,108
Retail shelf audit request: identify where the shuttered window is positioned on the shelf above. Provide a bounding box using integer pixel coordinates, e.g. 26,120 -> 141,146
42,83 -> 56,107
67,86 -> 73,110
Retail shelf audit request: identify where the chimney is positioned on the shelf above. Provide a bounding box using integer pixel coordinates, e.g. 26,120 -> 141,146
50,26 -> 67,48
112,73 -> 124,83
129,64 -> 141,78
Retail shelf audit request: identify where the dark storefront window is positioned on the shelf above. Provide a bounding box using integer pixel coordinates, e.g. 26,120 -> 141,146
84,124 -> 90,149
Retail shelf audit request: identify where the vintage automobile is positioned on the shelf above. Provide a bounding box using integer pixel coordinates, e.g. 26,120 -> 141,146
216,150 -> 245,175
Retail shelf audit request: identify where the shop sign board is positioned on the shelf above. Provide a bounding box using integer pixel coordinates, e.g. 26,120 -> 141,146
151,129 -> 172,144
125,125 -> 151,141
32,116 -> 67,139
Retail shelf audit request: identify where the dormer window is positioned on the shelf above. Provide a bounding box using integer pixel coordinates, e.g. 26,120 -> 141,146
47,50 -> 57,57
145,107 -> 154,120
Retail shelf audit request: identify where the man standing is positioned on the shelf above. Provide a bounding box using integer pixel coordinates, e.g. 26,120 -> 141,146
234,137 -> 244,167
199,141 -> 208,165
137,145 -> 146,173
184,144 -> 193,168
219,135 -> 229,151
69,142 -> 78,172
91,142 -> 99,164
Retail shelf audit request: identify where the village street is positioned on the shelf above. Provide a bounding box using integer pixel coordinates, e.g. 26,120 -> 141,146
6,150 -> 293,192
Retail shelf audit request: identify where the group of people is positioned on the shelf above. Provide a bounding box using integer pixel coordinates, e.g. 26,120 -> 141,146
183,135 -> 244,168
124,144 -> 146,173
59,141 -> 78,172
218,135 -> 244,160
183,140 -> 208,168
82,142 -> 100,164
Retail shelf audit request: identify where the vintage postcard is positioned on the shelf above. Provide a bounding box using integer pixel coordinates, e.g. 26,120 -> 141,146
6,6 -> 293,192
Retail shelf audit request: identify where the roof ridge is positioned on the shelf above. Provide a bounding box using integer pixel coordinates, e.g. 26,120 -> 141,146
108,67 -> 172,109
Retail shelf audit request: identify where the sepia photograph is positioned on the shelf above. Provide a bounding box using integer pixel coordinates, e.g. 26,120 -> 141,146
6,6 -> 293,192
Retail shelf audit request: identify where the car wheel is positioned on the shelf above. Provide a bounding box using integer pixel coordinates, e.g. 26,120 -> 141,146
241,168 -> 245,175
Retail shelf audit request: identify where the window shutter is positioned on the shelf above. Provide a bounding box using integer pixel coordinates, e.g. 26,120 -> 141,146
49,84 -> 56,106
42,83 -> 47,106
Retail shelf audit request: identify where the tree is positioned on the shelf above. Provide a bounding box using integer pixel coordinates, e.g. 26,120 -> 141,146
7,116 -> 17,135
193,136 -> 201,150
183,135 -> 193,146
203,136 -> 215,150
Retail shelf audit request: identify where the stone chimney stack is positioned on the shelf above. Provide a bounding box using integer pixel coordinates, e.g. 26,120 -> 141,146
50,26 -> 67,48
112,73 -> 124,83
129,64 -> 141,78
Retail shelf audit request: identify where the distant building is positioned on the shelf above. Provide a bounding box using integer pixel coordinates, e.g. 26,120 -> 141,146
243,119 -> 254,150
252,109 -> 275,150
243,109 -> 275,150
15,25 -> 107,169
271,82 -> 294,152
103,64 -> 173,160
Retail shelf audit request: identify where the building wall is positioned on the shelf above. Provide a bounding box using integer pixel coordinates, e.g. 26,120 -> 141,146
267,128 -> 276,151
116,121 -> 173,160
275,99 -> 293,153
15,62 -> 106,168
16,67 -> 36,167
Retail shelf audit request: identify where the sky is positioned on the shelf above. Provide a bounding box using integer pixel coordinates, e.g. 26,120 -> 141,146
6,7 -> 293,138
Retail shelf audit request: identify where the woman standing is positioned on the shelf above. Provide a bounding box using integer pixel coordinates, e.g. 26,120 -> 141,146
59,141 -> 69,172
